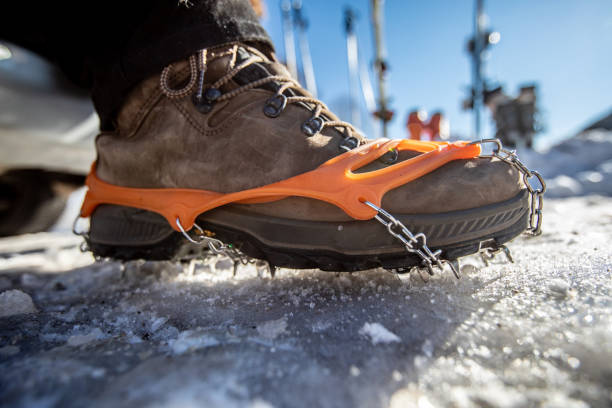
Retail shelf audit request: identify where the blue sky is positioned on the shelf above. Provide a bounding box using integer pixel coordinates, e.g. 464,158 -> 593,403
261,0 -> 612,147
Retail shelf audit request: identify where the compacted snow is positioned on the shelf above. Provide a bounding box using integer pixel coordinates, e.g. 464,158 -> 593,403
0,196 -> 610,408
1,130 -> 611,408
521,130 -> 612,198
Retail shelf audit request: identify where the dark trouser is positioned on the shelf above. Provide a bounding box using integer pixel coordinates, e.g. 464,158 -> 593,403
1,0 -> 273,130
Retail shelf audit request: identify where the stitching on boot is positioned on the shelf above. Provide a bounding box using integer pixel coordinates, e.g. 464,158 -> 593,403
170,98 -> 245,137
123,65 -> 191,138
124,90 -> 164,138
170,92 -> 270,137
170,98 -> 208,135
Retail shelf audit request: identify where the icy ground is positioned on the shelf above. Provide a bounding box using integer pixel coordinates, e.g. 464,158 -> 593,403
522,130 -> 612,198
2,130 -> 612,407
0,195 -> 611,408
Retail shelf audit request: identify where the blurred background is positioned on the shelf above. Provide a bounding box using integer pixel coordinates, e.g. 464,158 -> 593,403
260,0 -> 611,147
0,0 -> 611,236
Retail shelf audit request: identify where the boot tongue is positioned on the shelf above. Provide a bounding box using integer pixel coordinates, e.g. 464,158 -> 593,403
204,45 -> 293,94
233,47 -> 294,90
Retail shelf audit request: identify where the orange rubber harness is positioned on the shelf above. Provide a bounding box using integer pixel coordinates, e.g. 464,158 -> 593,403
80,139 -> 481,231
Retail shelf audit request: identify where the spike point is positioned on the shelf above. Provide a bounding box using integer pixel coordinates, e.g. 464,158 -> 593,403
502,246 -> 514,263
415,267 -> 430,283
268,262 -> 277,278
480,252 -> 490,266
448,260 -> 461,279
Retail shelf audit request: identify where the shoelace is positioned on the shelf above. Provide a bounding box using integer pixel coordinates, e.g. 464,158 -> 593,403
159,45 -> 363,150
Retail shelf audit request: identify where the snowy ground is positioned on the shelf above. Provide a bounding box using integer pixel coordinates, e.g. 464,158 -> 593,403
0,195 -> 611,408
521,130 -> 612,198
1,130 -> 612,407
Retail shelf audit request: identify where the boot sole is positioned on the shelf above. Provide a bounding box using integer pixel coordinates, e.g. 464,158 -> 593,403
87,189 -> 529,271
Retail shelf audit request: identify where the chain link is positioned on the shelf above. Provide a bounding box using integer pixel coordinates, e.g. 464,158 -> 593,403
362,140 -> 542,278
362,201 -> 448,275
469,138 -> 546,236
175,218 -> 254,266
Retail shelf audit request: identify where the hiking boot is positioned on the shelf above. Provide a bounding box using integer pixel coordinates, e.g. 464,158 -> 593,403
85,43 -> 533,272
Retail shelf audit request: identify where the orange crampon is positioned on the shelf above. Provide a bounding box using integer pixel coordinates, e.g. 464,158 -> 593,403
80,139 -> 481,231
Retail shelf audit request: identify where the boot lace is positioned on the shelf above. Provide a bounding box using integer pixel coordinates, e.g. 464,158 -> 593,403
159,45 -> 363,151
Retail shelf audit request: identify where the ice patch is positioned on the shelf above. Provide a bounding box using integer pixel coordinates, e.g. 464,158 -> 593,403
66,328 -> 105,347
389,385 -> 435,408
150,316 -> 168,332
0,289 -> 38,317
548,279 -> 570,298
359,322 -> 401,345
311,320 -> 332,333
0,345 -> 20,356
169,329 -> 219,355
0,276 -> 11,291
1,192 -> 612,407
257,316 -> 288,340
421,339 -> 434,358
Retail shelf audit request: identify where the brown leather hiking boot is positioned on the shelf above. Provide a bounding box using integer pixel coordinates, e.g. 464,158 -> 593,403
86,43 -> 535,272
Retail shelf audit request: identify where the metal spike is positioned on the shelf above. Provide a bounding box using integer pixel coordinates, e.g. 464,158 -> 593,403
268,262 -> 277,278
502,245 -> 514,263
448,259 -> 461,279
425,262 -> 435,276
79,241 -> 90,253
480,252 -> 490,266
415,267 -> 430,283
390,272 -> 402,283
187,259 -> 197,276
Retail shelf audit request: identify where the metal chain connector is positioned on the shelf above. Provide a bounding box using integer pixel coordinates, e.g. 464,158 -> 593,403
480,242 -> 514,266
175,218 -> 253,266
362,201 -> 459,278
469,138 -> 546,235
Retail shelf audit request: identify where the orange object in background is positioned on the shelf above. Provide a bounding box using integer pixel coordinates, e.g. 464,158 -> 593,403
249,0 -> 264,17
406,110 -> 449,141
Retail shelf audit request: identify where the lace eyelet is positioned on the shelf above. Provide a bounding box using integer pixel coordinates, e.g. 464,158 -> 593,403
339,136 -> 359,152
204,88 -> 221,102
301,116 -> 324,136
378,148 -> 399,164
192,87 -> 221,114
192,93 -> 214,113
263,94 -> 288,118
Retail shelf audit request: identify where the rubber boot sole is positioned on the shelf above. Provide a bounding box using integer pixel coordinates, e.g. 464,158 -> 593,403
87,189 -> 529,272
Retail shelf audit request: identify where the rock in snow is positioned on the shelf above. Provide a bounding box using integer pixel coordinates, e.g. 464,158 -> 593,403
0,289 -> 38,317
359,322 -> 401,345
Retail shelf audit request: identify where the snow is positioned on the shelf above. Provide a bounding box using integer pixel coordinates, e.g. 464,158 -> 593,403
256,316 -> 288,340
0,345 -> 20,356
0,203 -> 610,408
0,130 -> 611,407
0,289 -> 38,317
359,322 -> 401,345
521,130 -> 612,197
169,329 -> 220,355
66,327 -> 105,347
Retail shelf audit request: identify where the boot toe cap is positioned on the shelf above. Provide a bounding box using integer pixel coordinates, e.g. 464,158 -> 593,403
382,157 -> 523,214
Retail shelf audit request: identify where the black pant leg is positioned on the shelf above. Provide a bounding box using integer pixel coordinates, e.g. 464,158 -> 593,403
1,0 -> 272,129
